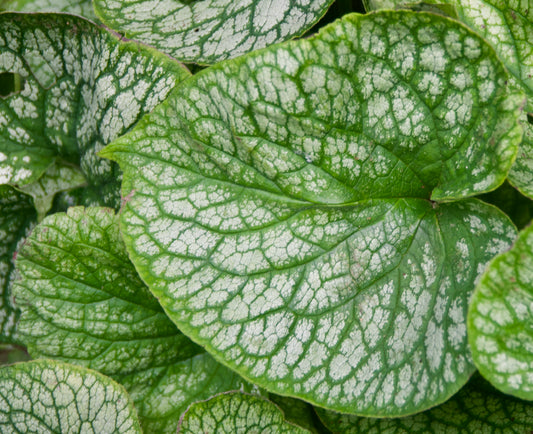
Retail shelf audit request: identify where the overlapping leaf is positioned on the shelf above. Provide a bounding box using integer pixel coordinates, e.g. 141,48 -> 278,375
0,0 -> 97,21
102,11 -> 521,416
12,206 -> 248,432
0,359 -> 142,433
316,374 -> 533,433
117,353 -> 251,434
93,0 -> 335,64
0,13 -> 190,208
468,223 -> 533,400
0,186 -> 35,344
177,392 -> 310,433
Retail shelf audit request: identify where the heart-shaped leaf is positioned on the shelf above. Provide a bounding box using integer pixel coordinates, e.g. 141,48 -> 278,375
0,186 -> 35,344
0,0 -> 97,20
316,374 -> 533,433
93,0 -> 335,64
102,11 -> 520,416
0,359 -> 142,433
177,392 -> 311,433
12,206 -> 249,432
449,0 -> 533,112
0,13 -> 190,208
468,222 -> 533,400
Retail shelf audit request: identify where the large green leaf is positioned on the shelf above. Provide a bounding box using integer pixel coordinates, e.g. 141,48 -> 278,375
0,0 -> 97,21
468,223 -> 533,400
449,0 -> 533,112
102,11 -> 520,416
316,374 -> 533,433
0,13 -> 190,208
93,0 -> 335,64
0,186 -> 36,344
0,359 -> 142,433
12,206 -> 248,432
176,392 -> 310,433
13,206 -> 197,376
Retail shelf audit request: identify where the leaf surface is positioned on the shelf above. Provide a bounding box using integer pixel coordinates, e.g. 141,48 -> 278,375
177,392 -> 310,433
468,223 -> 533,400
93,0 -> 335,64
102,11 -> 520,416
0,186 -> 35,344
0,0 -> 97,20
0,13 -> 190,208
12,206 -> 248,432
0,359 -> 142,433
316,374 -> 533,433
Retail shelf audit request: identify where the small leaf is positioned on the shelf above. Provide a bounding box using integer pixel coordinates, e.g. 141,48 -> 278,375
449,0 -> 533,111
93,0 -> 336,64
0,0 -> 97,21
177,392 -> 311,433
0,185 -> 36,344
117,354 -> 250,434
16,161 -> 86,220
316,374 -> 533,433
468,223 -> 533,400
102,11 -> 520,416
0,359 -> 142,433
0,13 -> 190,208
509,114 -> 533,199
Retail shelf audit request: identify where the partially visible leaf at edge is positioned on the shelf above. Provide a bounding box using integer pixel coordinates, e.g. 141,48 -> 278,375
0,359 -> 142,433
315,374 -> 533,433
0,0 -> 97,21
0,185 -> 36,344
93,0 -> 336,64
102,11 -> 520,416
449,0 -> 533,112
509,113 -> 533,199
363,0 -> 458,17
0,13 -> 190,209
468,222 -> 533,400
12,206 -> 249,433
177,392 -> 310,433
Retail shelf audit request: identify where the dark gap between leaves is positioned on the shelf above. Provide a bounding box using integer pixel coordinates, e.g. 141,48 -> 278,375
0,72 -> 25,98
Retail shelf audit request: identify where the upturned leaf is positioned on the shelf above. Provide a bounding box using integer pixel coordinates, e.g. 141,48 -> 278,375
316,374 -> 533,433
0,13 -> 190,208
468,223 -> 533,400
93,0 -> 335,64
12,206 -> 248,432
0,186 -> 35,344
177,392 -> 310,433
0,0 -> 97,21
0,359 -> 142,433
102,11 -> 520,416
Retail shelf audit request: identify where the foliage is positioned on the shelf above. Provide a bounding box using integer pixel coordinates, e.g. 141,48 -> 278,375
1,0 -> 533,432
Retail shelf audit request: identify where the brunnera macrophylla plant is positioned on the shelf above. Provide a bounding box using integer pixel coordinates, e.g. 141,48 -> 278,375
1,0 -> 533,433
